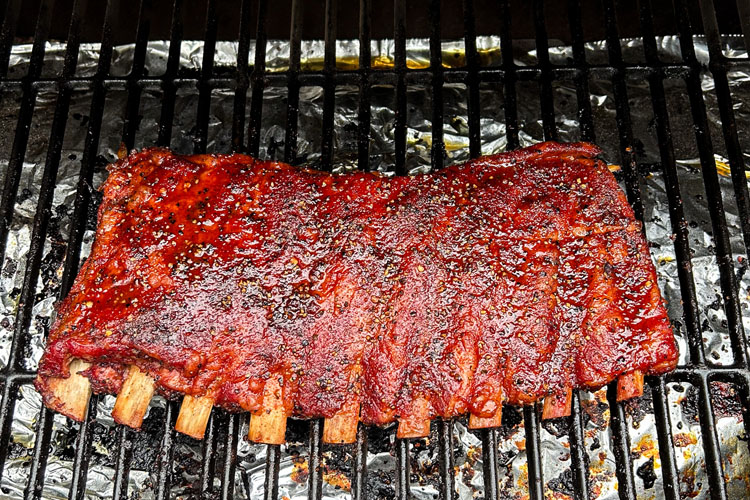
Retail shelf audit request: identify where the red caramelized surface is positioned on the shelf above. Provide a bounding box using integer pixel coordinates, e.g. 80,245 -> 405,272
35,142 -> 678,425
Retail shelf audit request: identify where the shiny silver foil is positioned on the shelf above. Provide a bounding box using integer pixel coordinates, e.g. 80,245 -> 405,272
0,35 -> 748,499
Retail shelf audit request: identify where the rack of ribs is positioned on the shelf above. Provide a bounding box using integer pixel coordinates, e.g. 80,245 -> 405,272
35,142 -> 678,443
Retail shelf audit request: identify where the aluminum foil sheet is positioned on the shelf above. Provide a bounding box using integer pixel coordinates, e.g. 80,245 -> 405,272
1,34 -> 749,500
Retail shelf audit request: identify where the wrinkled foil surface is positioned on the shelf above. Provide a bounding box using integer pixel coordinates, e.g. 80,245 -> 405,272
0,35 -> 749,499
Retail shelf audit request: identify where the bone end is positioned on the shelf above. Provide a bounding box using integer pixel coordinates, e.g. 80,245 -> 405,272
542,387 -> 572,420
249,407 -> 288,444
617,370 -> 644,402
248,377 -> 288,444
175,395 -> 214,440
323,401 -> 360,444
44,358 -> 92,421
397,398 -> 431,439
112,365 -> 156,429
468,409 -> 503,429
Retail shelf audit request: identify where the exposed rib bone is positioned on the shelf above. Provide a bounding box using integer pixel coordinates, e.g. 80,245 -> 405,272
175,395 -> 214,439
542,387 -> 572,420
323,399 -> 360,444
397,397 -> 431,439
468,409 -> 503,429
44,358 -> 92,421
112,365 -> 155,429
248,377 -> 288,444
616,370 -> 644,401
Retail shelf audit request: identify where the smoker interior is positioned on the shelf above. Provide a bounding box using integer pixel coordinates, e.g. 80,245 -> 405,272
1,0 -> 750,499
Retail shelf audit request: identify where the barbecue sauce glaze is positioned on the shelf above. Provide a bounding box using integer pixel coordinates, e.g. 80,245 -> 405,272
37,142 -> 678,426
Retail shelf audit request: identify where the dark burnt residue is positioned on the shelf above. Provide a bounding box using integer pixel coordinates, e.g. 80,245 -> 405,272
138,408 -> 170,469
547,468 -> 575,497
409,431 -> 440,491
624,382 -> 653,428
367,425 -> 394,455
500,406 -> 524,439
678,385 -> 700,424
542,415 -> 571,437
581,397 -> 609,430
365,470 -> 396,500
710,381 -> 745,422
636,456 -> 658,489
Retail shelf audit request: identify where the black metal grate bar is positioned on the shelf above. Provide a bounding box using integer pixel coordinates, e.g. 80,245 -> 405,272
462,0 -> 480,159
263,442 -> 282,500
395,437 -> 410,500
737,0 -> 750,55
320,0 -> 337,170
0,0 -> 22,78
283,0 -> 303,164
194,0 -> 219,155
247,0 -> 268,156
437,419 -> 456,500
533,0 -> 556,142
154,402 -> 178,500
67,394 -> 98,500
696,374 -> 729,500
351,424 -> 368,500
522,406 -> 544,500
601,0 -> 644,220
606,384 -> 637,500
220,413 -> 241,500
567,0 -> 595,144
499,0 -> 519,150
480,427 -> 500,500
231,0 -> 253,154
356,0 -> 371,171
200,412 -> 219,496
649,377 -> 680,500
428,0 -> 445,171
393,0 -> 407,175
0,63 -> 729,91
308,419 -> 324,500
121,0 -> 151,151
568,391 -> 589,500
111,427 -> 134,500
156,0 -> 184,148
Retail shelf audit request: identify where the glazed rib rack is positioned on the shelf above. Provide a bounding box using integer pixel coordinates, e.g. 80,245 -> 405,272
1,0 -> 749,499
34,142 -> 678,445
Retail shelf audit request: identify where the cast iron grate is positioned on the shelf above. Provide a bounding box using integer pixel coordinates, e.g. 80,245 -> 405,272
0,0 -> 749,499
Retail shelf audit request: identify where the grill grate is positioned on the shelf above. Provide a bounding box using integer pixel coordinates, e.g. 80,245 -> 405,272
0,0 -> 749,499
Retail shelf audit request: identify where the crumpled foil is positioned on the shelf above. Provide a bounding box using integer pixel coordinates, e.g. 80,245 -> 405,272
1,34 -> 748,500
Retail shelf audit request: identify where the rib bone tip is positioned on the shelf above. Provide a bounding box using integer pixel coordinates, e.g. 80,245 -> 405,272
617,370 -> 644,402
468,410 -> 503,429
248,409 -> 288,444
112,365 -> 156,429
323,401 -> 360,444
542,387 -> 572,420
247,377 -> 288,444
175,394 -> 214,440
46,358 -> 92,422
